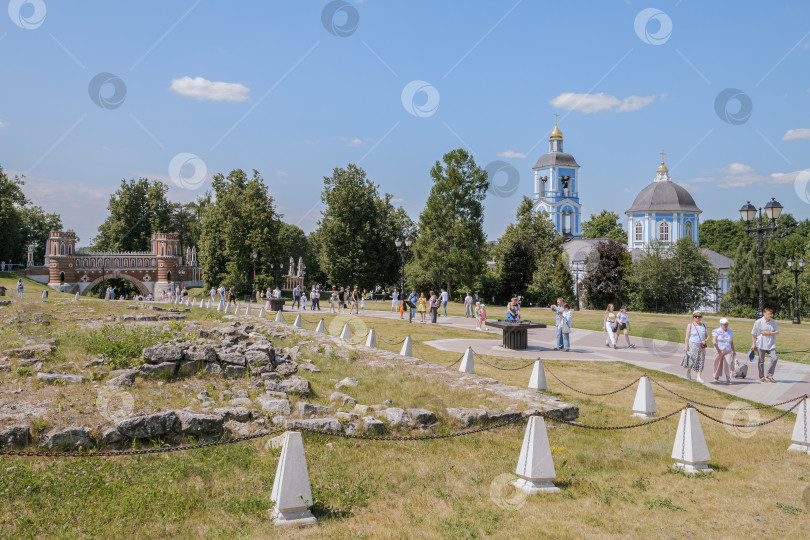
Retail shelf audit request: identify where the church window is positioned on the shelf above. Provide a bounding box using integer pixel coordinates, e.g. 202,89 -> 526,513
684,220 -> 693,240
60,242 -> 65,255
634,221 -> 643,242
658,221 -> 670,242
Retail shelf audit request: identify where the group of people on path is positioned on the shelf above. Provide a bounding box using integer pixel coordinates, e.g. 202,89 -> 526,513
681,308 -> 781,385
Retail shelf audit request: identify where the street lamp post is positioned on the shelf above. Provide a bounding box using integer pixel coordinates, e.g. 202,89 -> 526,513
787,258 -> 805,324
739,198 -> 783,319
395,237 -> 413,303
252,251 -> 258,303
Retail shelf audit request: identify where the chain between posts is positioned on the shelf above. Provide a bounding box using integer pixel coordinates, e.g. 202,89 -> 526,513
545,366 -> 641,397
693,399 -> 803,428
650,378 -> 808,411
472,351 -> 536,371
377,335 -> 408,346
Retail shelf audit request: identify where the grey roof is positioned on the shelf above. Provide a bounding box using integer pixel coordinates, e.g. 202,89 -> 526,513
701,248 -> 734,270
626,181 -> 701,214
533,152 -> 580,170
563,238 -> 605,263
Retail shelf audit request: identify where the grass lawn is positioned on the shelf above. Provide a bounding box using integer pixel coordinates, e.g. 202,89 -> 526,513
1,298 -> 808,538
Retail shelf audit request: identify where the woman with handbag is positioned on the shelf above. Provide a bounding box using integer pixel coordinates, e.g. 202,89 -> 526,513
711,317 -> 735,385
681,311 -> 709,383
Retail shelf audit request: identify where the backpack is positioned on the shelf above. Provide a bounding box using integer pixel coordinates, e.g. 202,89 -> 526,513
732,354 -> 747,379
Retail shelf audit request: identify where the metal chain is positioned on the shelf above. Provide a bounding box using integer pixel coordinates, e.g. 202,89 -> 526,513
650,378 -> 808,411
0,429 -> 283,458
804,398 -> 808,444
377,335 -> 408,346
540,406 -> 687,430
411,342 -> 464,369
545,366 -> 641,397
473,352 -> 536,372
692,399 -> 803,428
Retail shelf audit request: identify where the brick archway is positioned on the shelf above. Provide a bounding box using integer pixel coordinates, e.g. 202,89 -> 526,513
81,273 -> 151,297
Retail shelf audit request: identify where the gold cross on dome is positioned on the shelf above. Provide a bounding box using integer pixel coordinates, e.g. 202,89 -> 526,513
554,112 -> 559,125
659,150 -> 666,163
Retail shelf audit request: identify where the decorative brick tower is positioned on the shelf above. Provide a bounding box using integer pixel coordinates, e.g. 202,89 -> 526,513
152,232 -> 182,296
47,231 -> 77,287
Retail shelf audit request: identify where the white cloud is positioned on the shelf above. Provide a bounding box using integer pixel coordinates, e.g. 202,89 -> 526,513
496,150 -> 526,158
720,162 -> 754,174
275,171 -> 288,176
339,137 -> 363,147
391,197 -> 406,203
304,140 -> 320,145
170,76 -> 250,102
0,120 -> 6,128
623,187 -> 632,193
782,128 -> 810,141
549,92 -> 661,114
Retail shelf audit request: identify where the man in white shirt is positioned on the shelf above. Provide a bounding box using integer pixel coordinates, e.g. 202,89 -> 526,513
464,292 -> 473,317
440,288 -> 449,317
751,308 -> 780,383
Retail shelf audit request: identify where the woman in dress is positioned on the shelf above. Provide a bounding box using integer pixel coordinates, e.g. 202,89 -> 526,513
603,304 -> 618,349
616,306 -> 635,348
712,317 -> 735,385
265,288 -> 273,311
417,293 -> 427,323
477,303 -> 487,331
681,311 -> 709,383
561,303 -> 572,352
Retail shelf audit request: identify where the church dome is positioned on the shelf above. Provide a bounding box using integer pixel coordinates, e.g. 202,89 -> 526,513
533,152 -> 579,169
626,181 -> 701,214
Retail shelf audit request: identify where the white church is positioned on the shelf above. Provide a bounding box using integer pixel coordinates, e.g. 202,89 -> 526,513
531,120 -> 732,312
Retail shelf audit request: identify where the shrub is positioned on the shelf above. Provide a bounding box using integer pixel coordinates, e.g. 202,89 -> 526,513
66,325 -> 174,369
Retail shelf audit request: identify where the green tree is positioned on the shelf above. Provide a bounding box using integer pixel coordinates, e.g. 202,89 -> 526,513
18,205 -> 62,265
581,210 -> 626,242
407,149 -> 489,298
582,239 -> 632,309
199,169 -> 280,293
0,167 -> 27,264
93,179 -> 173,252
698,219 -> 746,259
551,252 -> 574,302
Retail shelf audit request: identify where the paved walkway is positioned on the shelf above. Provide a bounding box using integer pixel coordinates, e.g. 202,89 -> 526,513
352,310 -> 810,410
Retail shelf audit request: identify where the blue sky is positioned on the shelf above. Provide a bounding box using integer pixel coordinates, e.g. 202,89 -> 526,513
1,0 -> 809,247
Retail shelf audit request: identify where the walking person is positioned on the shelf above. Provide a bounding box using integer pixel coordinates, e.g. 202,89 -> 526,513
604,304 -> 618,349
329,292 -> 336,313
616,306 -> 635,348
391,289 -> 398,312
16,279 -> 24,299
265,288 -> 273,311
417,293 -> 427,323
477,303 -> 488,331
337,287 -> 345,313
407,289 -> 418,323
550,298 -> 564,350
300,291 -> 308,310
712,318 -> 735,385
228,285 -> 237,305
429,290 -> 438,324
292,285 -> 301,310
440,288 -> 449,317
681,311 -> 708,383
464,292 -> 473,317
751,308 -> 780,383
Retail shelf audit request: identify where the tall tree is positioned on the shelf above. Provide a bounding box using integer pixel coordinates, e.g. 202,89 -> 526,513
199,169 -> 280,292
551,252 -> 574,302
93,178 -> 173,252
698,218 -> 746,259
582,239 -> 632,309
0,167 -> 28,264
407,149 -> 489,297
314,164 -> 395,289
18,205 -> 63,265
581,210 -> 626,243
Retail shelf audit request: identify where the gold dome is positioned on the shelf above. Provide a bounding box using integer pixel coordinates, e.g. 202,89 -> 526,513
657,150 -> 668,173
549,124 -> 563,140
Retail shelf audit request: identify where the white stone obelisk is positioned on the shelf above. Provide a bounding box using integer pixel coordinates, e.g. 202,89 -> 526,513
340,323 -> 351,341
631,375 -> 657,419
275,310 -> 283,323
199,299 -> 204,308
459,347 -> 475,373
788,397 -> 810,453
269,431 -> 318,526
293,314 -> 302,328
365,328 -> 377,348
74,292 -> 80,301
671,407 -> 712,473
315,319 -> 325,334
513,416 -> 560,494
217,300 -> 224,312
234,305 -> 241,316
528,360 -> 546,392
400,336 -> 412,357
259,307 -> 266,318
224,303 -> 232,314
245,304 -> 252,316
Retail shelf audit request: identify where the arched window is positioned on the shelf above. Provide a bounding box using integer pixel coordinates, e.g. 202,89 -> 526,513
658,221 -> 670,242
68,245 -> 72,255
634,221 -> 644,242
60,242 -> 65,255
124,259 -> 129,267
152,259 -> 157,267
167,271 -> 172,283
684,220 -> 693,240
114,258 -> 120,267
160,244 -> 165,255
59,271 -> 65,283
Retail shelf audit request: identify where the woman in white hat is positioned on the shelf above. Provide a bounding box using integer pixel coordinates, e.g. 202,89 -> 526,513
711,318 -> 735,384
681,311 -> 709,382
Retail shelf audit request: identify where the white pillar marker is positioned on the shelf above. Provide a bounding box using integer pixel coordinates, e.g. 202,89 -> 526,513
400,336 -> 412,357
259,307 -> 266,319
788,397 -> 810,454
459,347 -> 475,373
186,298 -> 191,306
234,305 -> 241,315
528,360 -> 547,392
671,407 -> 712,474
315,319 -> 325,334
293,314 -> 302,328
365,328 -> 377,348
225,303 -> 232,314
269,431 -> 318,526
513,415 -> 560,494
340,323 -> 351,341
275,310 -> 284,323
217,301 -> 224,312
246,304 -> 252,316
631,375 -> 657,419
74,292 -> 80,301
199,299 -> 205,308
